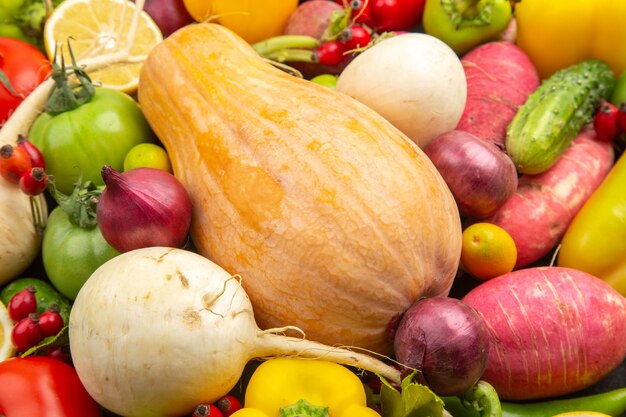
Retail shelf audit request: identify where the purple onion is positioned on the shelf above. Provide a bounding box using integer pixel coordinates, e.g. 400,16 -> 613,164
425,130 -> 518,219
97,165 -> 192,253
393,296 -> 490,396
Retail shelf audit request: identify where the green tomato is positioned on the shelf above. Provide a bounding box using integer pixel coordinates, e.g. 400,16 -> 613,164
422,0 -> 512,55
611,70 -> 626,106
310,74 -> 338,89
29,87 -> 156,194
42,206 -> 120,300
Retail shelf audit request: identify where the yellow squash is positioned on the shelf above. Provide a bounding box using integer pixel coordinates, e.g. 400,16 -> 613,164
137,23 -> 461,355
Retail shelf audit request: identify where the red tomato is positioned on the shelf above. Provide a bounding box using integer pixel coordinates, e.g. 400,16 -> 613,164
335,0 -> 425,31
0,37 -> 52,126
0,356 -> 103,417
370,0 -> 426,31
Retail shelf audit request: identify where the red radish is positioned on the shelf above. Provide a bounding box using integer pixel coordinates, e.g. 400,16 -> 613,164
463,266 -> 626,400
456,41 -> 540,146
284,0 -> 344,39
425,130 -> 517,219
593,100 -> 620,142
481,129 -> 614,269
283,0 -> 352,78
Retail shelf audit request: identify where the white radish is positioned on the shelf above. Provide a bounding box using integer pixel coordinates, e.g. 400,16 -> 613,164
69,246 -> 401,417
336,33 -> 467,149
0,0 -> 149,282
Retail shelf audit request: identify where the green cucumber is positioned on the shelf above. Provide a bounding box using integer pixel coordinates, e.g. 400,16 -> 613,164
505,58 -> 615,174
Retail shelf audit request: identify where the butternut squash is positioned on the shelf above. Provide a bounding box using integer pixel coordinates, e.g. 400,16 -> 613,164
137,23 -> 462,355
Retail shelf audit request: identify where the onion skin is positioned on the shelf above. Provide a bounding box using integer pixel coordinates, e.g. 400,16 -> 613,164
393,296 -> 490,397
97,166 -> 192,253
425,130 -> 518,219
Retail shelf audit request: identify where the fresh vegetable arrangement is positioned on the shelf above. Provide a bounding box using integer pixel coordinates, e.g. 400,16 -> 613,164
0,1 -> 626,417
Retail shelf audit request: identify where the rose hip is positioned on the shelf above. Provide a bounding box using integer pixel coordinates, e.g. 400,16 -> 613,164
7,285 -> 37,322
38,307 -> 65,337
11,314 -> 43,352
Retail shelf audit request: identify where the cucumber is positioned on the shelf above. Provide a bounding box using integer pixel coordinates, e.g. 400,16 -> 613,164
505,58 -> 615,174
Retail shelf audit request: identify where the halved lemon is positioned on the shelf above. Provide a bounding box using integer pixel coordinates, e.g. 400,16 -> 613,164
0,301 -> 16,361
43,0 -> 163,94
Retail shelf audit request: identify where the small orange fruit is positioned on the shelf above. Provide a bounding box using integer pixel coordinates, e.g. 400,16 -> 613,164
461,222 -> 517,281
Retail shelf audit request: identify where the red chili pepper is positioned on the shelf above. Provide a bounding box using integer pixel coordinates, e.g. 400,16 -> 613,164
593,99 -> 620,142
0,356 -> 103,417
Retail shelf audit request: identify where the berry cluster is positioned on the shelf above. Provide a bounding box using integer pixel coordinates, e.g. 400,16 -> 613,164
191,395 -> 242,417
0,134 -> 48,195
593,99 -> 626,142
7,286 -> 65,354
314,24 -> 372,66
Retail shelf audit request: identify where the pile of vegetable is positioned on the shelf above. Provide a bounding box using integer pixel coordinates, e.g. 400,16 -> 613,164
1,0 -> 626,417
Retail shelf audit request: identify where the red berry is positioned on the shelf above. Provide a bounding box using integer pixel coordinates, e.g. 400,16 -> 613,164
38,307 -> 65,337
7,285 -> 37,322
340,24 -> 372,50
314,41 -> 347,66
11,314 -> 43,352
618,102 -> 626,133
216,395 -> 242,417
0,143 -> 32,184
192,404 -> 224,417
593,100 -> 620,142
18,166 -> 48,196
336,0 -> 375,27
16,134 -> 46,169
44,345 -> 73,365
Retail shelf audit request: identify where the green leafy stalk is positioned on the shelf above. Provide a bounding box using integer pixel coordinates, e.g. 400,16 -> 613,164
47,176 -> 102,229
380,371 -> 445,417
45,40 -> 95,115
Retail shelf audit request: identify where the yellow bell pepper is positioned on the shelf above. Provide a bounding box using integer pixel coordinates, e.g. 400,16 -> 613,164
230,358 -> 381,417
557,152 -> 626,296
515,0 -> 626,79
181,0 -> 298,44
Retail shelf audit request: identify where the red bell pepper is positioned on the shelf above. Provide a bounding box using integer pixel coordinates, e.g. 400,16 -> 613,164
0,356 -> 103,417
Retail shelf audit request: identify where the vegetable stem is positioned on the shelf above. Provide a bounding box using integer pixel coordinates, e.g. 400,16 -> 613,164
252,35 -> 320,57
255,327 -> 401,384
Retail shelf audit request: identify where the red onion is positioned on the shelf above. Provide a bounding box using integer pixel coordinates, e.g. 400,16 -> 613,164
424,130 -> 518,219
97,165 -> 192,253
393,296 -> 490,396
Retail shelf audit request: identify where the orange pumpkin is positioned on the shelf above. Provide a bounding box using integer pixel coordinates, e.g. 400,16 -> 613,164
138,23 -> 462,355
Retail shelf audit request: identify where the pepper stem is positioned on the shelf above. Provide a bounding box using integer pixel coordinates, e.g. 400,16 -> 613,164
460,380 -> 502,417
279,399 -> 330,417
441,0 -> 495,29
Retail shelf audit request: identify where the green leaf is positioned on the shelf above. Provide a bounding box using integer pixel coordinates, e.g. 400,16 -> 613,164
380,372 -> 444,417
21,325 -> 69,357
47,175 -> 102,229
279,399 -> 329,417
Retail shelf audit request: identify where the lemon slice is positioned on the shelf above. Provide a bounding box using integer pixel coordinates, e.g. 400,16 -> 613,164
44,0 -> 163,94
0,301 -> 16,361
